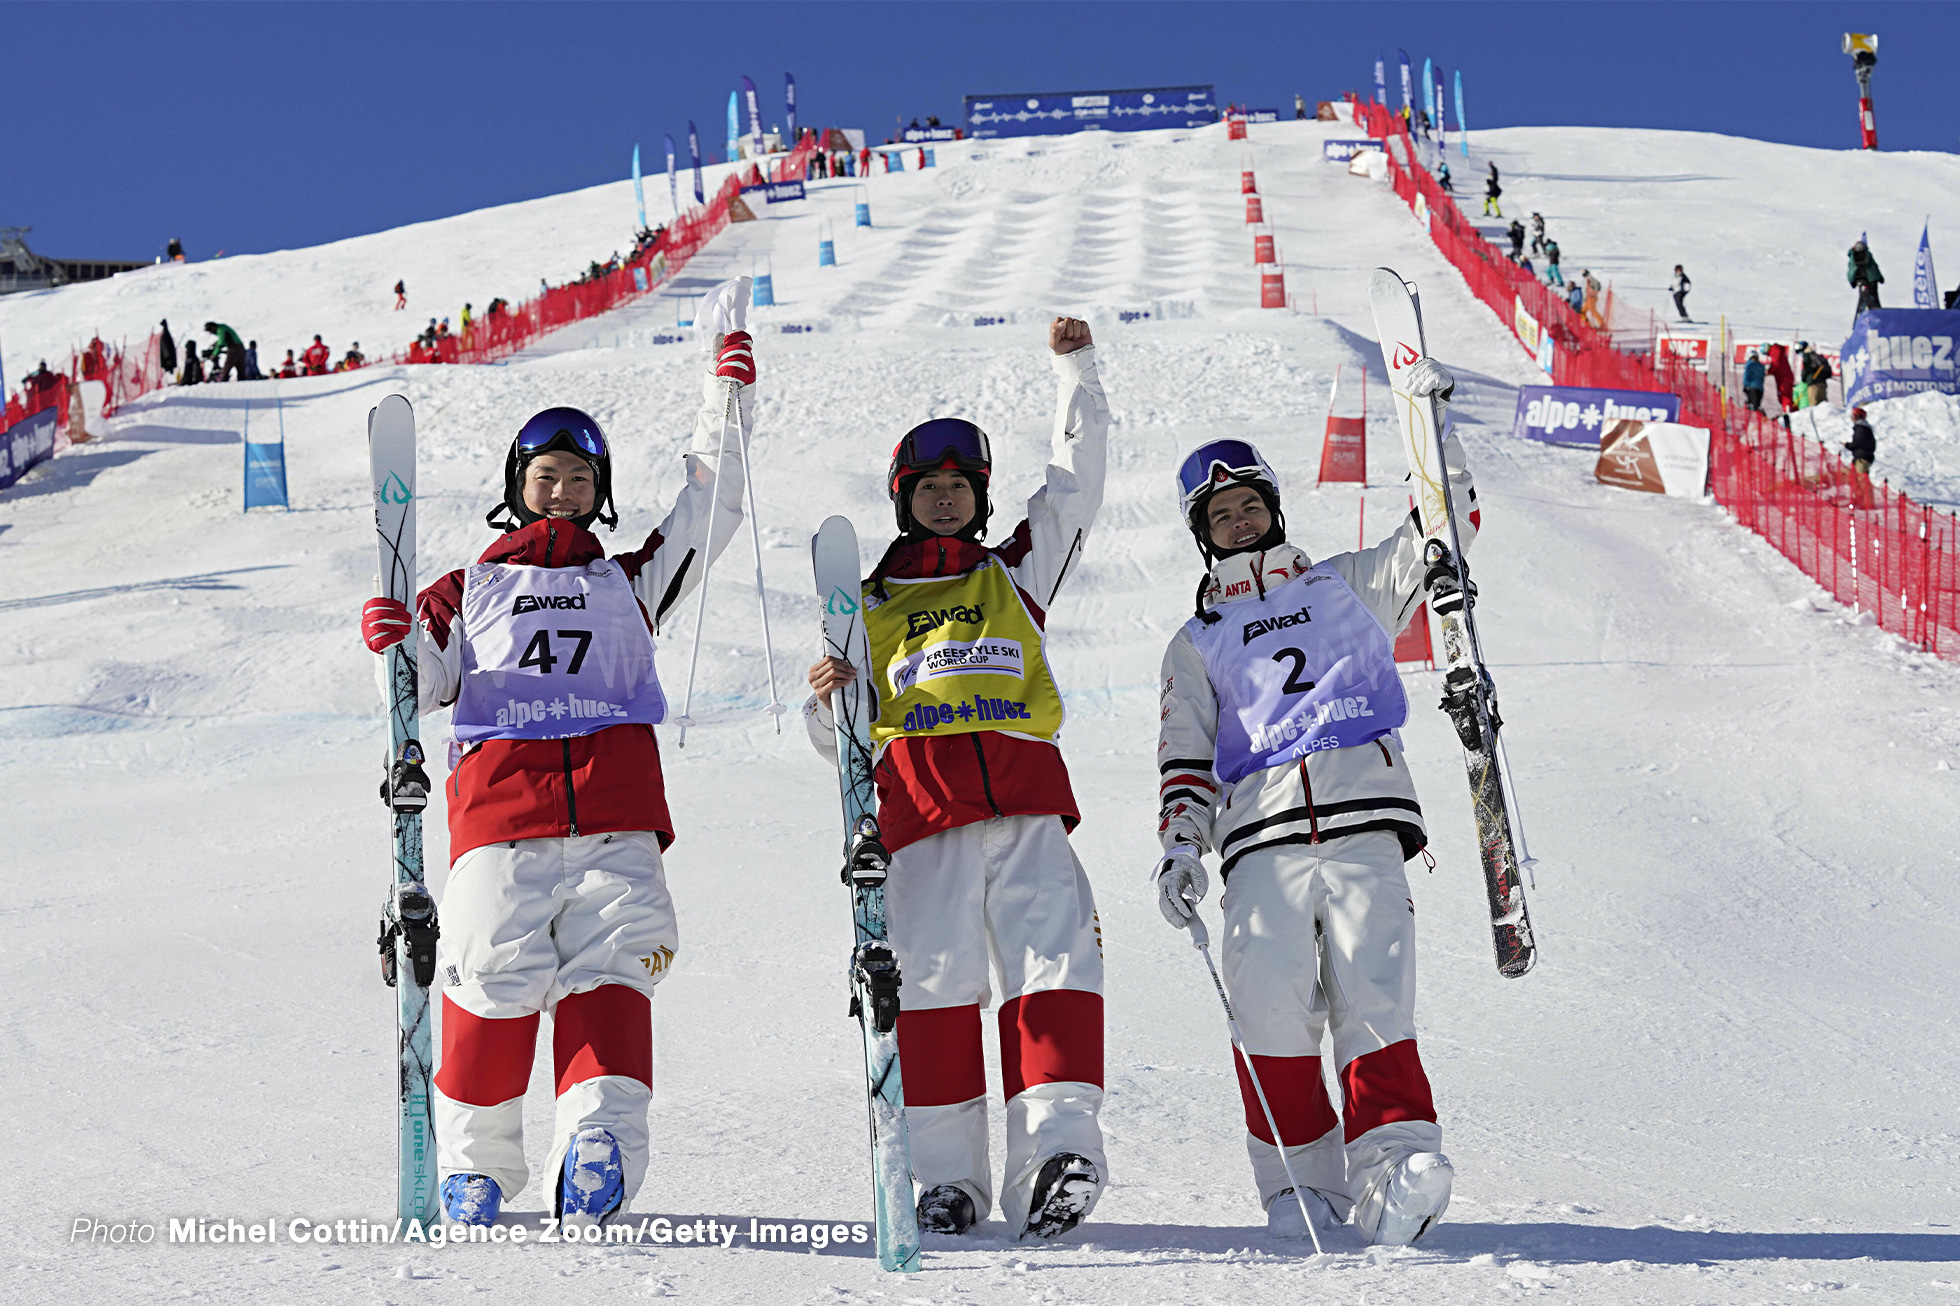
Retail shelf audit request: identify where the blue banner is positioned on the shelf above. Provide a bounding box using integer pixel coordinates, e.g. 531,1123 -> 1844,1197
632,145 -> 646,231
964,85 -> 1215,139
1913,222 -> 1939,309
1,404 -> 58,490
1375,56 -> 1386,104
1421,57 -> 1433,122
741,75 -> 762,149
244,441 -> 288,510
726,92 -> 740,162
665,134 -> 678,215
901,127 -> 959,142
743,180 -> 807,204
687,122 -> 704,204
1842,308 -> 1960,406
785,73 -> 797,144
1455,70 -> 1467,157
1323,139 -> 1381,162
1512,385 -> 1680,447
1398,50 -> 1412,116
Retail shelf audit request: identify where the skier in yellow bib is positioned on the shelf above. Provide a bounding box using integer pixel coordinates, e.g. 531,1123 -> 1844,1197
805,318 -> 1110,1241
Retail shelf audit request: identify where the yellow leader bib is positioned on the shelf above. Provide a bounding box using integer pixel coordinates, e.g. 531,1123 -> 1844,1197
866,557 -> 1066,746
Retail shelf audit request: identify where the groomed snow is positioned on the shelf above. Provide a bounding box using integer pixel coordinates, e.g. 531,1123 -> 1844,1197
4,118 -> 1960,1304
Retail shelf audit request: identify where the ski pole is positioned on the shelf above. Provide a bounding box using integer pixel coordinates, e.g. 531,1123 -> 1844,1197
673,378 -> 738,747
1186,912 -> 1326,1257
738,416 -> 787,730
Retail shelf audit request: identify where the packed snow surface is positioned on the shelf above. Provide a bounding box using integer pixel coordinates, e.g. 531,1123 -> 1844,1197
4,119 -> 1960,1304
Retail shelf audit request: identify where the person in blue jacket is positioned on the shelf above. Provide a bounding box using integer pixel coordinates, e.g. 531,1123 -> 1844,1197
1741,351 -> 1766,412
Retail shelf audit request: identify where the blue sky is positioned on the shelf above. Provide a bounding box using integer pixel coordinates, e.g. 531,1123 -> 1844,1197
11,1 -> 1956,262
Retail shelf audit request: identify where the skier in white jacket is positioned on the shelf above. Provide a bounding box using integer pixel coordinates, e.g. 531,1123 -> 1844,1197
1151,358 -> 1471,1247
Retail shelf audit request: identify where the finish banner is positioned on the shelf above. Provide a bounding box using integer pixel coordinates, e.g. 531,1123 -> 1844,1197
1841,308 -> 1960,406
1513,385 -> 1680,448
965,85 -> 1216,139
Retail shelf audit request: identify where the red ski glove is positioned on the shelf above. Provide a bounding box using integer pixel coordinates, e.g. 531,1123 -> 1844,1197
362,597 -> 412,652
714,330 -> 756,385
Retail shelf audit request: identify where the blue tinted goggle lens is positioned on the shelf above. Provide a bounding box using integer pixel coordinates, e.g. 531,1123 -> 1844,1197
903,418 -> 989,468
517,419 -> 606,460
1178,440 -> 1264,501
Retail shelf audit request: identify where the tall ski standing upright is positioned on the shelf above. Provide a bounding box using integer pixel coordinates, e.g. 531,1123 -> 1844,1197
368,394 -> 441,1222
811,514 -> 923,1274
1368,269 -> 1538,977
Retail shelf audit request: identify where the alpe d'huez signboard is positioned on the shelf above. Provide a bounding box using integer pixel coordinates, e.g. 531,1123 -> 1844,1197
964,86 -> 1217,139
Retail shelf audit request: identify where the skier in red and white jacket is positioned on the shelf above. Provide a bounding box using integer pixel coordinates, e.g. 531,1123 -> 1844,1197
1153,357 -> 1474,1248
803,318 -> 1110,1240
360,324 -> 756,1228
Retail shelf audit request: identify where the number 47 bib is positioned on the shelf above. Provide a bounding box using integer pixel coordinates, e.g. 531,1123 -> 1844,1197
453,560 -> 668,742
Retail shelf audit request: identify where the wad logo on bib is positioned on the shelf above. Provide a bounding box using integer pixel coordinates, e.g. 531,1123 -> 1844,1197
512,592 -> 588,615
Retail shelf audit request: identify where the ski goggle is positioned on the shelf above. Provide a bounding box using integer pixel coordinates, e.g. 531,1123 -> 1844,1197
890,418 -> 990,493
1176,439 -> 1277,511
517,407 -> 608,461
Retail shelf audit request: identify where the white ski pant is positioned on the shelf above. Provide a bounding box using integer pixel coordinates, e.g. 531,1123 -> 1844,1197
1219,829 -> 1441,1212
887,814 -> 1106,1232
431,831 -> 678,1209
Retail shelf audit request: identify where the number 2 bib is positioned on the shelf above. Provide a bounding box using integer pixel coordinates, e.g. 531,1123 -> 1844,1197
1187,563 -> 1408,786
452,559 -> 668,742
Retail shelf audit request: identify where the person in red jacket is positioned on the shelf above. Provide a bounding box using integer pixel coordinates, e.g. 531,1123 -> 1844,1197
361,325 -> 756,1228
803,318 -> 1109,1241
301,335 -> 331,376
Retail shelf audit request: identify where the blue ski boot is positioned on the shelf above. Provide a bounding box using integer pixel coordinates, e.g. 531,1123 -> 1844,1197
441,1173 -> 502,1226
558,1127 -> 625,1228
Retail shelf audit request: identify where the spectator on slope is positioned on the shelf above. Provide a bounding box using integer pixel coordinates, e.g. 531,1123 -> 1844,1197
1151,356 -> 1476,1250
1847,240 -> 1883,320
158,319 -> 178,375
1669,265 -> 1691,321
27,360 -> 59,397
1528,212 -> 1546,256
1742,350 -> 1766,412
1765,342 -> 1795,413
1544,239 -> 1564,287
1517,254 -> 1536,279
205,321 -> 247,382
461,303 -> 474,338
1437,161 -> 1453,193
343,342 -> 365,370
1799,343 -> 1832,408
245,340 -> 262,380
1567,279 -> 1585,312
1416,108 -> 1431,140
1844,407 -> 1876,474
167,237 -> 184,263
1482,166 -> 1501,218
358,329 -> 759,1232
1507,220 -> 1526,259
1295,94 -> 1307,120
1582,269 -> 1605,327
179,338 -> 203,386
395,279 -> 407,310
802,319 -> 1111,1243
276,349 -> 298,379
302,335 -> 331,376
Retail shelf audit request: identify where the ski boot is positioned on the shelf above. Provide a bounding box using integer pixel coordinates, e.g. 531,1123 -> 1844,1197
917,1184 -> 977,1235
558,1127 -> 625,1229
1266,1186 -> 1347,1243
441,1173 -> 502,1227
1352,1151 -> 1452,1246
1020,1153 -> 1101,1240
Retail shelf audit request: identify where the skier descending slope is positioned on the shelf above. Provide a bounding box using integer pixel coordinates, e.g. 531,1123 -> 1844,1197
1152,387 -> 1473,1247
358,331 -> 756,1228
803,318 -> 1109,1240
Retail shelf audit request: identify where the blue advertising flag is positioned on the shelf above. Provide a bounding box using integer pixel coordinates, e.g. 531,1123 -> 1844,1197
726,92 -> 740,161
1421,57 -> 1434,121
786,73 -> 797,144
632,145 -> 646,231
1842,308 -> 1960,404
687,121 -> 704,203
1398,50 -> 1412,116
665,134 -> 678,215
1914,222 -> 1939,309
1374,55 -> 1386,104
742,75 -> 762,149
1455,71 -> 1468,157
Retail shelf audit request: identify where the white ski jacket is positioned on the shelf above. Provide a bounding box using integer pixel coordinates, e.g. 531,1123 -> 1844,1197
1156,434 -> 1478,877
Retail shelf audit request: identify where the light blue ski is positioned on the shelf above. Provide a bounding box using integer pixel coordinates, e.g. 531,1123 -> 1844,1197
812,514 -> 922,1274
368,395 -> 440,1224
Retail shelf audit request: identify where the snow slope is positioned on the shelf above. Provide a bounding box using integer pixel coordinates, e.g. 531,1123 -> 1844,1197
5,119 -> 1960,1305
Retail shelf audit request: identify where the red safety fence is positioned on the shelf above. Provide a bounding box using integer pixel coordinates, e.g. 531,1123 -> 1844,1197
9,130 -> 831,436
1353,100 -> 1959,659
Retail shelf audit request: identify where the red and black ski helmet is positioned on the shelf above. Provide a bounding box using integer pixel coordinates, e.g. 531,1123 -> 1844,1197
889,417 -> 992,538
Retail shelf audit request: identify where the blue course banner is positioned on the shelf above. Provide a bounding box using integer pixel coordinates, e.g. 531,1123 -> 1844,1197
1513,385 -> 1679,448
901,127 -> 959,143
1323,139 -> 1382,162
1244,109 -> 1281,124
1841,308 -> 1960,407
739,181 -> 808,204
965,86 -> 1216,139
2,405 -> 59,490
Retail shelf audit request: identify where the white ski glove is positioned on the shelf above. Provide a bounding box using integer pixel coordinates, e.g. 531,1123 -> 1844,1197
1153,847 -> 1209,929
1405,357 -> 1456,402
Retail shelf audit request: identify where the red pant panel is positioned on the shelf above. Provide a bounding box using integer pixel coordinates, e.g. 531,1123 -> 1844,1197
1235,1050 -> 1341,1147
435,994 -> 539,1107
553,983 -> 653,1095
998,989 -> 1103,1100
896,1004 -> 987,1107
1340,1038 -> 1436,1142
